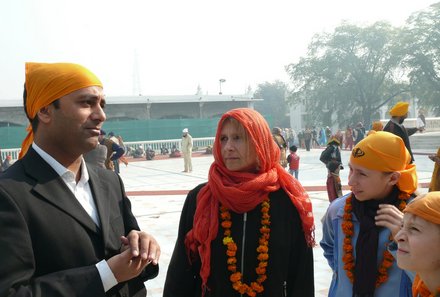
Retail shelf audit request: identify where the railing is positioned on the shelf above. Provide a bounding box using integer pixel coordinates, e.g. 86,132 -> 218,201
1,137 -> 216,161
123,137 -> 215,155
0,148 -> 21,161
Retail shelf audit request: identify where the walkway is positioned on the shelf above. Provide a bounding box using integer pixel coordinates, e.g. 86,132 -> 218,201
119,148 -> 434,297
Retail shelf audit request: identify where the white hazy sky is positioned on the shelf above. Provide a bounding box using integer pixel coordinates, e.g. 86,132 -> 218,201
0,0 -> 436,100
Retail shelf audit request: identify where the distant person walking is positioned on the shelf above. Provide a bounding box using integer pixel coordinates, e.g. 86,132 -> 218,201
344,125 -> 354,150
272,127 -> 288,167
304,128 -> 312,151
319,127 -> 327,146
99,130 -> 125,172
383,101 -> 422,163
287,145 -> 300,179
353,122 -> 365,145
417,109 -> 426,132
320,137 -> 343,202
181,128 -> 193,172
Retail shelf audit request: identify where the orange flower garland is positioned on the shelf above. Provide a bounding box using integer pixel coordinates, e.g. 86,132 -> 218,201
415,280 -> 440,297
342,192 -> 410,287
220,197 -> 270,297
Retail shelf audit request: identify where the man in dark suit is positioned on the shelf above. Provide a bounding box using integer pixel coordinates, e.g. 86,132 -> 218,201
0,62 -> 160,297
383,101 -> 422,163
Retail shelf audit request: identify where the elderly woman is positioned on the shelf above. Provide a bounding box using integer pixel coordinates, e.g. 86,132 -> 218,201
395,191 -> 440,296
164,108 -> 315,297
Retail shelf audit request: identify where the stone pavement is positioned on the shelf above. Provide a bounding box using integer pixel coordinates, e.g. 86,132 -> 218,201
119,148 -> 434,297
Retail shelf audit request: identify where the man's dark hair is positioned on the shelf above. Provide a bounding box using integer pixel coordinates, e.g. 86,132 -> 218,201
23,84 -> 60,133
290,145 -> 297,152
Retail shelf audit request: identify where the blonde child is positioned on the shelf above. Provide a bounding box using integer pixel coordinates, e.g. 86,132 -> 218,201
395,191 -> 440,297
321,131 -> 417,296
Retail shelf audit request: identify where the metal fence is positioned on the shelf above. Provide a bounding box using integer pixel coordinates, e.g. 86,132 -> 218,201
1,137 -> 215,162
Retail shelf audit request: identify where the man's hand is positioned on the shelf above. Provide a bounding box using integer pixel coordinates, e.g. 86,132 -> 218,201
120,230 -> 160,265
107,230 -> 160,283
107,248 -> 151,283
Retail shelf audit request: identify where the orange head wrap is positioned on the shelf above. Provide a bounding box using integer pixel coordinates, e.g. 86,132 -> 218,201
184,108 -> 315,293
371,121 -> 383,131
19,62 -> 102,158
350,131 -> 417,195
404,191 -> 440,224
389,101 -> 409,117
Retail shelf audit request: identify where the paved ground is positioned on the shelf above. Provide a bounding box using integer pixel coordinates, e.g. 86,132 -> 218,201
119,147 -> 435,297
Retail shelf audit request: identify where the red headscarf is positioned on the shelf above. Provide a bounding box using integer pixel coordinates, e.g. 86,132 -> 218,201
184,108 -> 315,291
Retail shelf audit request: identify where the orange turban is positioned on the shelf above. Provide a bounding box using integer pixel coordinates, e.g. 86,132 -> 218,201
404,191 -> 440,224
389,101 -> 409,117
371,121 -> 383,131
19,62 -> 102,158
350,131 -> 417,195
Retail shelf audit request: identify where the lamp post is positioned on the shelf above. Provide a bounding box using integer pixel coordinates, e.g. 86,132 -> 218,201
219,78 -> 226,95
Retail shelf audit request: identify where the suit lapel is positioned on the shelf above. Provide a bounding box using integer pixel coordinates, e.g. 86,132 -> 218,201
87,165 -> 110,245
23,148 -> 100,234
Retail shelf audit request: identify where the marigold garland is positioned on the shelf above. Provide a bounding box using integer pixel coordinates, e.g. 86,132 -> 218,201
415,279 -> 440,297
220,197 -> 270,297
341,192 -> 410,287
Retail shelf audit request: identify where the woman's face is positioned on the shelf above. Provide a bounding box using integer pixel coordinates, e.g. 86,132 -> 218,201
395,213 -> 440,274
348,162 -> 398,201
220,119 -> 258,172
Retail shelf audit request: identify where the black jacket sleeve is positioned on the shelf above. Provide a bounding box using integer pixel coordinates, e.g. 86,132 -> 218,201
163,184 -> 205,297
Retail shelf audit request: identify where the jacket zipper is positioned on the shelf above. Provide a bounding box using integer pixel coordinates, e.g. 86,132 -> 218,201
240,212 -> 247,297
283,280 -> 287,297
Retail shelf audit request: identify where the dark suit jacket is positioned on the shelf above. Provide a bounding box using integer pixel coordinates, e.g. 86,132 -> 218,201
383,120 -> 418,163
0,148 -> 158,297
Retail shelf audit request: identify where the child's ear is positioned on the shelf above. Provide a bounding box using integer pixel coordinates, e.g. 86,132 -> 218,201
389,172 -> 401,186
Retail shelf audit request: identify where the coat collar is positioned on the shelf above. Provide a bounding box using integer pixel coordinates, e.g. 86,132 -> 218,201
22,148 -> 103,235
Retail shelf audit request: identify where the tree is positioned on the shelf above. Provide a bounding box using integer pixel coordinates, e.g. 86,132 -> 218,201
285,21 -> 410,127
253,81 -> 290,127
400,2 -> 440,115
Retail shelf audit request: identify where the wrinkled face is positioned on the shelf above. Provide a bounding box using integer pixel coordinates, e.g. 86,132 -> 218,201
395,213 -> 440,274
348,162 -> 398,201
220,119 -> 258,172
39,86 -> 106,158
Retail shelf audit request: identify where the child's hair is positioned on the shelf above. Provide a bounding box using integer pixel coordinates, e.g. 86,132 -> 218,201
290,145 -> 297,152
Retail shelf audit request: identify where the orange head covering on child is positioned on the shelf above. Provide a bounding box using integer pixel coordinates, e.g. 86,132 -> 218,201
367,121 -> 384,136
403,192 -> 440,296
404,191 -> 440,224
350,131 -> 418,195
19,62 -> 102,158
389,101 -> 409,117
371,121 -> 383,131
184,108 -> 315,293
